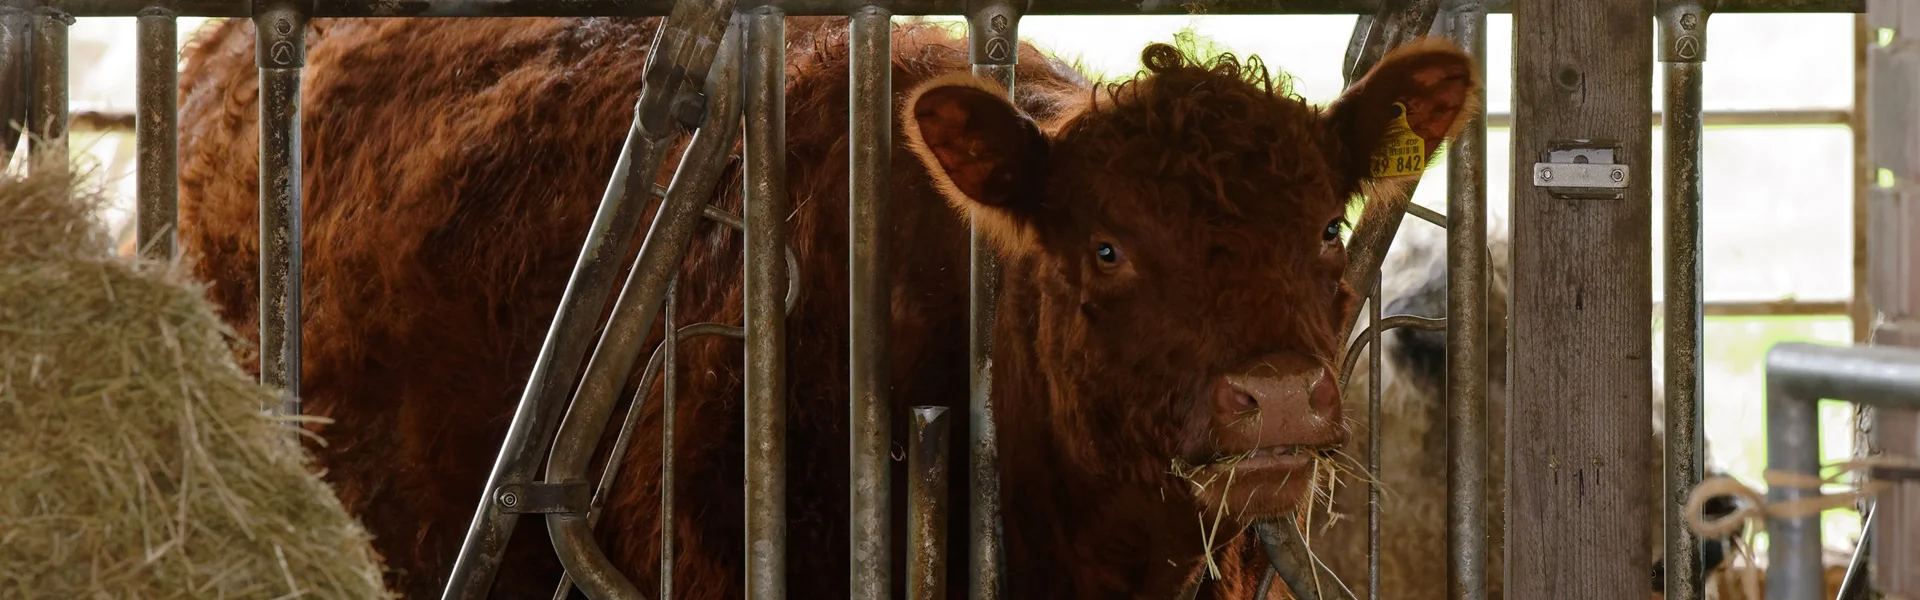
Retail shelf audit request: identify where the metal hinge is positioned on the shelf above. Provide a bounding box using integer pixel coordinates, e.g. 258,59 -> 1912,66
1531,140 -> 1629,200
493,481 -> 593,515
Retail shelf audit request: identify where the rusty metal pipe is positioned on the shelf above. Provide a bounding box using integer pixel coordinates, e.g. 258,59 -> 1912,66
0,0 -> 28,167
1442,3 -> 1488,599
908,406 -> 953,600
26,0 -> 66,175
438,1 -> 739,595
848,7 -> 894,600
254,2 -> 304,423
135,7 -> 177,261
1657,1 -> 1711,599
963,1 -> 1019,598
1367,279 -> 1383,600
543,15 -> 744,600
743,6 -> 789,598
1256,517 -> 1360,600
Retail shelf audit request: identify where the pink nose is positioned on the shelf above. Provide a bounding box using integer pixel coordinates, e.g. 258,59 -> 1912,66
1211,357 -> 1346,448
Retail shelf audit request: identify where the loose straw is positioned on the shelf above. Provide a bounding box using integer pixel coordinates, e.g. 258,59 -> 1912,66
1684,454 -> 1920,600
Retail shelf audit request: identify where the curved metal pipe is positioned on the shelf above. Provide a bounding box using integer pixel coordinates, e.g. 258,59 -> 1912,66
1339,314 -> 1448,390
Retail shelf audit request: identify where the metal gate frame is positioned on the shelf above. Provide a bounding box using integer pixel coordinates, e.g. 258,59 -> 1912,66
0,0 -> 1879,599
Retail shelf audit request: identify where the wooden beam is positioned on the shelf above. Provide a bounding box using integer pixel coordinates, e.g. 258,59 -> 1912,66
1864,1 -> 1920,594
1506,1 -> 1655,598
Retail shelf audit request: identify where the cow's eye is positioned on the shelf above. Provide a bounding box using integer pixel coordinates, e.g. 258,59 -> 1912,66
1322,218 -> 1344,242
1095,242 -> 1120,264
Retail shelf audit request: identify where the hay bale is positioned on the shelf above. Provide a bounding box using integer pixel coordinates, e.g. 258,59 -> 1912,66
0,158 -> 391,598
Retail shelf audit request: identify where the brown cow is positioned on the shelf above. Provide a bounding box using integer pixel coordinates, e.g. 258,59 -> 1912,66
176,15 -> 1477,599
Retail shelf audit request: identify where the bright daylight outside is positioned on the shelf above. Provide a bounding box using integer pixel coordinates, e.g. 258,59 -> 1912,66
55,9 -> 1863,565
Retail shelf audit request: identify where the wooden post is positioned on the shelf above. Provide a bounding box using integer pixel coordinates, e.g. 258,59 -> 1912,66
1506,2 -> 1655,598
1865,1 -> 1920,593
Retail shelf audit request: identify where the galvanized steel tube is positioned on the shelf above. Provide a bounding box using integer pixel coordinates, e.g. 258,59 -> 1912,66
963,2 -> 1018,598
1367,279 -> 1382,600
908,406 -> 952,600
1343,0 -> 1440,86
0,0 -> 28,166
1443,4 -> 1487,600
1256,518 -> 1360,600
742,7 -> 789,599
1763,342 -> 1920,599
1657,2 -> 1708,598
439,2 -> 739,596
659,278 -> 680,600
254,3 -> 304,420
848,7 -> 893,600
135,7 -> 177,260
26,0 -> 66,174
543,17 -> 744,600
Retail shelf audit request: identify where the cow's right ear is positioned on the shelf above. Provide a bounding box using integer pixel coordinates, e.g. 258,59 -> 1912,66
903,74 -> 1052,254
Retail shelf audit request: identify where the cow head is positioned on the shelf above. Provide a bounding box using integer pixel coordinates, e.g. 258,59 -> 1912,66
904,38 -> 1478,523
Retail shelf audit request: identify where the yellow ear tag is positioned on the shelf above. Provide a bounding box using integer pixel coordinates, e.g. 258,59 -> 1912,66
1369,102 -> 1427,178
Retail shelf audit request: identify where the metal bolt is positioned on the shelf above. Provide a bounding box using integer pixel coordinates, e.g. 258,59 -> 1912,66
1680,12 -> 1698,30
1610,168 -> 1624,182
1539,167 -> 1553,181
499,491 -> 519,508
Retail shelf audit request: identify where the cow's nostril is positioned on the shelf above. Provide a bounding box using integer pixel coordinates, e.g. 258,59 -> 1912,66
1232,389 -> 1257,410
1214,380 -> 1260,415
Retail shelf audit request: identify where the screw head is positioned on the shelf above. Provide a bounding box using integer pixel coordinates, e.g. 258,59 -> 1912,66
499,491 -> 519,508
1610,168 -> 1625,182
1680,13 -> 1698,30
1539,167 -> 1554,181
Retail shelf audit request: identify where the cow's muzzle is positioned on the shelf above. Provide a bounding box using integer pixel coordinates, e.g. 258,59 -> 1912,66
1208,354 -> 1348,465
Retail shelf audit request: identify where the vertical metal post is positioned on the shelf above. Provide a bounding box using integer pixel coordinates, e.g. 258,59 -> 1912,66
1657,2 -> 1710,599
908,406 -> 952,600
135,6 -> 177,261
962,2 -> 1017,598
1367,279 -> 1383,600
1443,3 -> 1488,600
0,0 -> 29,167
255,0 -> 305,421
660,277 -> 681,600
848,7 -> 893,600
743,7 -> 788,599
25,0 -> 65,175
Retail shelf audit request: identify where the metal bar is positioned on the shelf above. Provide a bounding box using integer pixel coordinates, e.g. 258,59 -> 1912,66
1367,280 -> 1382,600
1340,314 -> 1447,389
0,0 -> 27,167
135,8 -> 177,261
1482,109 -> 1852,129
1658,3 -> 1709,599
848,7 -> 893,599
1651,299 -> 1854,317
963,2 -> 1017,598
50,0 -> 1867,19
1834,502 -> 1874,600
742,7 -> 788,599
1256,518 -> 1360,600
1443,4 -> 1487,600
659,277 -> 679,600
1344,0 -> 1440,87
543,15 -> 745,600
549,319 -> 745,600
438,0 -> 739,594
908,406 -> 952,600
255,1 -> 304,423
1764,342 -> 1920,600
26,0 -> 66,175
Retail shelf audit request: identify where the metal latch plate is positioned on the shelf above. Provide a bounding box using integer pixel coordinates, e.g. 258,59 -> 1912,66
1531,141 -> 1629,199
494,481 -> 592,515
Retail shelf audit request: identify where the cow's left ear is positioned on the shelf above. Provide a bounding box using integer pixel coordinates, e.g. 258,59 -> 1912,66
903,73 -> 1052,256
1319,37 -> 1479,194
